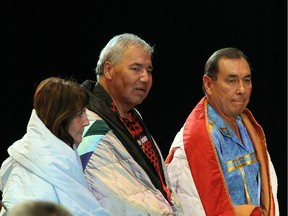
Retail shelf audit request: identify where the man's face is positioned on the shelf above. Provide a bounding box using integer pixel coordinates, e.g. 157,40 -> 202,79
107,45 -> 153,111
204,57 -> 252,120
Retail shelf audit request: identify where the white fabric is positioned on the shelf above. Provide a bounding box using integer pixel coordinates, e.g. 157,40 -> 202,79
268,153 -> 279,215
78,109 -> 182,216
167,127 -> 206,216
0,110 -> 110,216
0,207 -> 6,216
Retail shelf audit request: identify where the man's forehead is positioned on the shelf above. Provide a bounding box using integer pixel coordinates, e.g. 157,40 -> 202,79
120,48 -> 152,65
218,58 -> 251,74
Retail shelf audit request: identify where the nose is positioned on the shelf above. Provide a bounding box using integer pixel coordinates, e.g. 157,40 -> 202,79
236,81 -> 246,95
82,114 -> 90,126
139,69 -> 151,83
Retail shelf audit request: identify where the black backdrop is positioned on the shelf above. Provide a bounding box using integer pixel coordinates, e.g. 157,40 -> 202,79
3,0 -> 287,214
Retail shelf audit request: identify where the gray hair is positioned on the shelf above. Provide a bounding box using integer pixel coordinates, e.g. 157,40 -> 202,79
95,33 -> 154,79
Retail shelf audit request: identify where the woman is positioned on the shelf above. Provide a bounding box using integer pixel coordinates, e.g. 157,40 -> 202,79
0,77 -> 110,216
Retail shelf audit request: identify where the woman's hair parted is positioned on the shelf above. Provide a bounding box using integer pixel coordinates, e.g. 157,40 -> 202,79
33,77 -> 89,146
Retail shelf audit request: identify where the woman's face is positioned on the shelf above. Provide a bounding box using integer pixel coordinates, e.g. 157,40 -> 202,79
68,108 -> 89,144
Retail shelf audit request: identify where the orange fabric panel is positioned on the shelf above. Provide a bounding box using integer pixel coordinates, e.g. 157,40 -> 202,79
183,97 -> 235,216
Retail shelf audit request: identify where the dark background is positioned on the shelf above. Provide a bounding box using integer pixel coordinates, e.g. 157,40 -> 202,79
3,0 -> 287,214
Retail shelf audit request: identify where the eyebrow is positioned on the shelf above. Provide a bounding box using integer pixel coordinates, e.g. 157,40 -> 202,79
226,74 -> 251,78
131,63 -> 153,70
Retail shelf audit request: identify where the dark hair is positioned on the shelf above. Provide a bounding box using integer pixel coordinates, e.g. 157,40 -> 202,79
6,200 -> 73,216
202,47 -> 250,94
204,47 -> 250,79
33,77 -> 89,146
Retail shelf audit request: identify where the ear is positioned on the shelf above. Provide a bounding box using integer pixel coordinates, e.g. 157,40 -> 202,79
203,75 -> 213,95
103,61 -> 113,80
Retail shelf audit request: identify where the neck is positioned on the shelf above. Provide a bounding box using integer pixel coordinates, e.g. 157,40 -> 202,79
118,108 -> 130,119
99,79 -> 131,118
224,118 -> 242,142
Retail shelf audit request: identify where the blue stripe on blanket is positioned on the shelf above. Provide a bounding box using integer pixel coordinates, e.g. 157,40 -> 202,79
79,152 -> 93,170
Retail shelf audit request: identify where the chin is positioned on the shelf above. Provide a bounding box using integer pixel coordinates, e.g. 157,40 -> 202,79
136,98 -> 146,104
73,138 -> 81,145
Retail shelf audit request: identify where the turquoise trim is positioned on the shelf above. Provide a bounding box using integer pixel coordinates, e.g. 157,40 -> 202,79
77,135 -> 103,155
78,120 -> 110,155
84,120 -> 110,137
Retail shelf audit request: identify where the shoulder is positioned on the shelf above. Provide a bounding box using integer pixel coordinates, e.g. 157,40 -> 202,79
84,109 -> 111,137
1,162 -> 56,209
